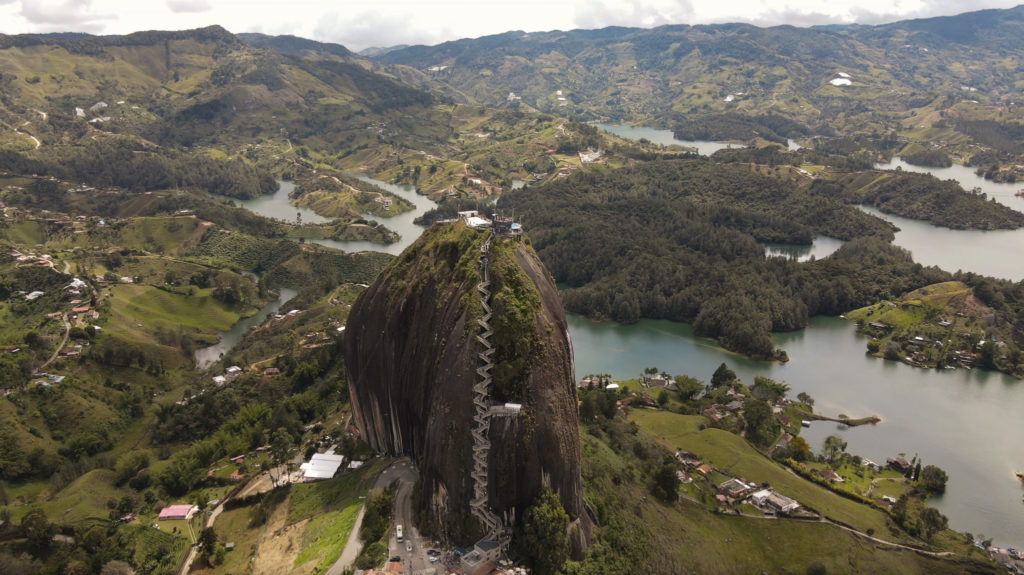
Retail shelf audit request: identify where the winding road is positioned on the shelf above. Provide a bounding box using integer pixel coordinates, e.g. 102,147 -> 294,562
326,457 -> 423,575
38,314 -> 70,370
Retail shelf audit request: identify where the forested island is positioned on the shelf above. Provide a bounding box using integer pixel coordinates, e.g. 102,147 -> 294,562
502,157 -> 1024,363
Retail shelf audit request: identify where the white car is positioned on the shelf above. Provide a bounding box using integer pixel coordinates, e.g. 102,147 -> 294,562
429,556 -> 438,563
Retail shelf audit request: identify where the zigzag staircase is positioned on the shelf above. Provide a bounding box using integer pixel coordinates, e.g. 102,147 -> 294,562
469,233 -> 503,538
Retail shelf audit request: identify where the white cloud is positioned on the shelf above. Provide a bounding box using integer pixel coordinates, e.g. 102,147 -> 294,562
312,10 -> 449,51
19,0 -> 116,32
0,0 -> 1019,48
166,0 -> 211,14
574,0 -> 695,30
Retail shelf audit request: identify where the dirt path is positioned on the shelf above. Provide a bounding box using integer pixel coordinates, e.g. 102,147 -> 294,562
13,127 -> 40,149
39,314 -> 70,370
253,499 -> 313,575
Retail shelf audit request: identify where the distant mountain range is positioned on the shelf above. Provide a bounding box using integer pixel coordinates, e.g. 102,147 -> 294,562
365,5 -> 1024,152
3,6 -> 1024,176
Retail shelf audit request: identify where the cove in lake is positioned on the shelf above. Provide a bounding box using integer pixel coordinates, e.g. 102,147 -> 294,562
195,287 -> 298,370
221,181 -> 330,225
875,158 -> 1024,210
868,158 -> 1024,281
592,123 -> 741,156
763,234 -> 845,262
859,206 -> 1024,281
569,313 -> 1024,547
225,176 -> 438,256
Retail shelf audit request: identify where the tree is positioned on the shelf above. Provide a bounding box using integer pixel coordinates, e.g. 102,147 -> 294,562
579,392 -> 597,423
751,376 -> 790,402
789,436 -> 811,461
822,435 -> 847,461
919,507 -> 948,539
674,375 -> 704,401
269,427 -> 294,486
198,526 -> 217,551
743,398 -> 779,448
918,465 -> 948,494
652,459 -> 681,502
891,494 -> 909,524
657,389 -> 669,406
796,391 -> 814,407
20,508 -> 54,551
710,362 -> 736,389
517,487 -> 569,575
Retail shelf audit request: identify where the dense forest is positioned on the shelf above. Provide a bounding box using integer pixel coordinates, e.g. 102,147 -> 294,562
817,171 -> 1024,230
2,138 -> 278,199
502,158 -> 952,357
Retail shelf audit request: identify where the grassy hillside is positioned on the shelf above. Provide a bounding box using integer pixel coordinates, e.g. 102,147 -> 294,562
846,280 -> 1024,375
574,411 -> 995,573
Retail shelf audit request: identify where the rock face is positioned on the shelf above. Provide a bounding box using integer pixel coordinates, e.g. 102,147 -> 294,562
345,223 -> 589,548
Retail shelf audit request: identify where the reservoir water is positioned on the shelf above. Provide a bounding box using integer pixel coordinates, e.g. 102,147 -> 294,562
220,180 -> 330,225
592,123 -> 741,156
568,314 -> 1024,546
875,157 -> 1024,210
567,125 -> 1024,545
225,176 -> 438,256
195,287 -> 298,369
763,235 -> 845,262
860,206 -> 1024,280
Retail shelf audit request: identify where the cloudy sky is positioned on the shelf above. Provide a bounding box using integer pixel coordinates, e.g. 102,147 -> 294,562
0,0 -> 1018,51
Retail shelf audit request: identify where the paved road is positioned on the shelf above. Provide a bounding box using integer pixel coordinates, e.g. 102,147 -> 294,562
327,457 -> 423,575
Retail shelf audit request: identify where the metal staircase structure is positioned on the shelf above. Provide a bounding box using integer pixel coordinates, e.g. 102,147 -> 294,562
469,233 -> 503,538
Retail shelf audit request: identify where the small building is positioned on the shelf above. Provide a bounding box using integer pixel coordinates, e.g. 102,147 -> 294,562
887,457 -> 913,474
675,450 -> 700,466
300,453 -> 345,481
719,478 -> 754,499
765,491 -> 800,513
158,504 -> 196,520
25,291 -> 45,301
751,489 -> 799,513
490,403 -> 522,417
702,406 -> 722,422
263,367 -> 280,376
212,375 -> 227,386
820,469 -> 845,483
695,463 -> 713,477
